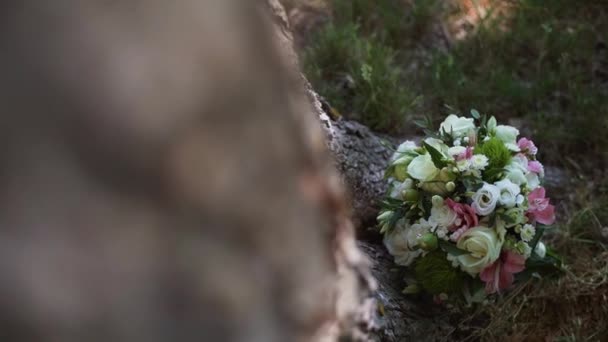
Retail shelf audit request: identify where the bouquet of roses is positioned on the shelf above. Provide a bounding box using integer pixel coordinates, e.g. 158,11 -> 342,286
378,110 -> 560,299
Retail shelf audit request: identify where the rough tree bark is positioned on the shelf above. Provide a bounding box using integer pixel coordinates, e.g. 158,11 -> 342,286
0,1 -> 374,341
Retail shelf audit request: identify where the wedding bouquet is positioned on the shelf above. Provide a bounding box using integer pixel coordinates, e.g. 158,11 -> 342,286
378,111 -> 560,299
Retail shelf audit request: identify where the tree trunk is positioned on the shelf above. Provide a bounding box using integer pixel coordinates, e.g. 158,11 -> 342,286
0,1 -> 372,341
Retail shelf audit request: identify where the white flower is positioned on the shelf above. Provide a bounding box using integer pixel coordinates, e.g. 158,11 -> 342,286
520,224 -> 536,242
391,140 -> 417,162
456,226 -> 503,275
495,125 -> 520,151
383,219 -> 422,266
526,172 -> 541,190
439,114 -> 475,138
448,146 -> 466,157
505,163 -> 528,186
535,241 -> 547,258
472,183 -> 500,216
429,197 -> 457,230
453,139 -> 462,146
407,153 -> 439,182
494,179 -> 521,208
470,154 -> 489,170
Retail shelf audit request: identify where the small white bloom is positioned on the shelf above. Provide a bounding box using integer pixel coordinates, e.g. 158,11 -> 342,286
407,153 -> 440,182
453,139 -> 461,146
495,125 -> 520,151
463,136 -> 470,144
456,159 -> 471,172
483,136 -> 490,142
520,224 -> 536,242
535,241 -> 547,258
494,179 -> 521,208
470,154 -> 489,170
439,114 -> 476,138
472,183 -> 501,216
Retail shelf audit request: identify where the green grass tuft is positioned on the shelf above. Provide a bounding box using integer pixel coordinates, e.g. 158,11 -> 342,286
415,250 -> 465,295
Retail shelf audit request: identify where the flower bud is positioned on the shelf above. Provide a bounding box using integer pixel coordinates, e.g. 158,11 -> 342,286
418,233 -> 438,251
446,181 -> 456,192
431,195 -> 444,207
394,164 -> 408,181
487,116 -> 497,133
377,210 -> 393,222
534,241 -> 547,258
403,189 -> 419,202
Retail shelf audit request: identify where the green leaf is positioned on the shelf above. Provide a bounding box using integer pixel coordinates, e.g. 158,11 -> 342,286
422,141 -> 448,168
438,240 -> 470,256
470,109 -> 480,119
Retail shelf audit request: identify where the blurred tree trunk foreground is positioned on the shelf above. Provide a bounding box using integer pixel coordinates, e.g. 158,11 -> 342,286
0,0 -> 375,341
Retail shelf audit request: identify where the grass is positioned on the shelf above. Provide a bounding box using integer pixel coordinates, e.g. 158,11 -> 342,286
298,0 -> 608,339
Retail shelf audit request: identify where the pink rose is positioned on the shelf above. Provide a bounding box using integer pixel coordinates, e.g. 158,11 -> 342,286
527,187 -> 555,225
445,198 -> 478,241
517,137 -> 538,156
480,250 -> 526,294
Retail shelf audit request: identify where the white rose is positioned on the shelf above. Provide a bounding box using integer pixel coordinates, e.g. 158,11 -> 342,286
407,153 -> 439,182
535,241 -> 547,258
383,219 -> 422,266
439,114 -> 475,138
471,183 -> 500,216
495,125 -> 520,151
456,226 -> 503,275
494,179 -> 521,208
391,140 -> 418,162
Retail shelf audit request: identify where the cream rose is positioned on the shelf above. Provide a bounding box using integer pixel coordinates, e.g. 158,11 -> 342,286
472,183 -> 500,216
456,227 -> 503,275
439,114 -> 475,138
407,153 -> 439,182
